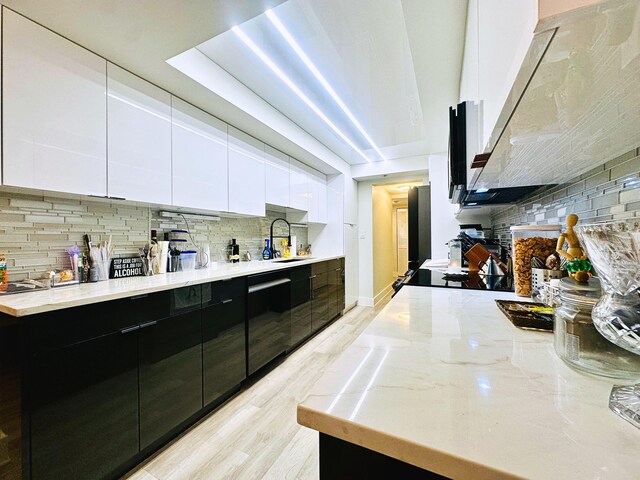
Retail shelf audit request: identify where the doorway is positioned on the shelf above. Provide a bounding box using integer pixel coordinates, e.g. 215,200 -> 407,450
395,207 -> 408,276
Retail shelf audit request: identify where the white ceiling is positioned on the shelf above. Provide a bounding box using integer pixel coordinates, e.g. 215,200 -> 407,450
191,0 -> 468,165
5,0 -> 468,171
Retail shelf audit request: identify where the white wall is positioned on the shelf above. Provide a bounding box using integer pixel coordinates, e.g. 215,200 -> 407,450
459,0 -> 538,149
428,154 -> 460,260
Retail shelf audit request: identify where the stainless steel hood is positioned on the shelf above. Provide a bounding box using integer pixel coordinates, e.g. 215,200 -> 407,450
469,0 -> 640,191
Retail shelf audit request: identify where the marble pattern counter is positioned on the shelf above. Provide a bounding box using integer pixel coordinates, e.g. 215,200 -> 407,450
0,256 -> 341,317
298,286 -> 640,479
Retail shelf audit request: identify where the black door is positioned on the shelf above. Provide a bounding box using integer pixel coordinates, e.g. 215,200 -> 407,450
290,266 -> 312,347
138,287 -> 202,450
29,330 -> 139,480
202,296 -> 246,407
247,272 -> 291,375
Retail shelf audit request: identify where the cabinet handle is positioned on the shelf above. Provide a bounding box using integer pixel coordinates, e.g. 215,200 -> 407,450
309,275 -> 317,279
120,325 -> 140,334
335,268 -> 341,271
130,294 -> 149,300
222,298 -> 233,304
139,320 -> 158,329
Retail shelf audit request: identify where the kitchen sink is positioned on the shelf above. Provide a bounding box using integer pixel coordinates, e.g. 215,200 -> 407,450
274,258 -> 309,263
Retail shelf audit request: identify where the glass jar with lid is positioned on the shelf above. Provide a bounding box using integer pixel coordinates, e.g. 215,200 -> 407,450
510,225 -> 561,297
554,277 -> 640,380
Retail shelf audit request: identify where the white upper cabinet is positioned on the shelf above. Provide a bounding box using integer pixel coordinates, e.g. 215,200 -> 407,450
289,157 -> 309,211
3,10 -> 107,196
107,63 -> 171,203
264,146 -> 290,208
307,168 -> 327,224
228,126 -> 265,216
172,97 -> 228,211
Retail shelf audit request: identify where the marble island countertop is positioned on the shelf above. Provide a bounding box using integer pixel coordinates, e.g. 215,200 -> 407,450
0,255 -> 341,317
298,286 -> 640,480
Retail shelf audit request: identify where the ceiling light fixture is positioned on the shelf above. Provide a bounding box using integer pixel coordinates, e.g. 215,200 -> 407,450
265,9 -> 385,162
232,25 -> 372,163
397,185 -> 411,191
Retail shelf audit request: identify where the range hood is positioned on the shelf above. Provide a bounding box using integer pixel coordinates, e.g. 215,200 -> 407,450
469,0 -> 640,191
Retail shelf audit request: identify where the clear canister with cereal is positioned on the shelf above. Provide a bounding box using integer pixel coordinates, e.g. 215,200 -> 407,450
510,225 -> 561,297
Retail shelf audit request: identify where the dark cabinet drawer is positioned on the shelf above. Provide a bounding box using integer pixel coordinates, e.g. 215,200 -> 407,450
290,265 -> 311,282
118,290 -> 172,325
311,270 -> 328,289
328,258 -> 341,271
312,261 -> 328,275
170,285 -> 202,314
203,277 -> 246,306
28,302 -> 123,355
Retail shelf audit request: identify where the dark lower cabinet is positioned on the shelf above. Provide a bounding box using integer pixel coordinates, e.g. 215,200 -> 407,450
311,270 -> 330,331
290,266 -> 312,348
138,309 -> 202,450
29,330 -> 139,480
18,259 -> 344,480
328,258 -> 346,320
202,295 -> 246,407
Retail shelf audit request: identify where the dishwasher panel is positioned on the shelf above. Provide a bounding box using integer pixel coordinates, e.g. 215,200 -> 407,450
247,271 -> 291,375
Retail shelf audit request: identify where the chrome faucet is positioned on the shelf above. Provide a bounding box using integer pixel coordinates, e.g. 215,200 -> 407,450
269,217 -> 291,259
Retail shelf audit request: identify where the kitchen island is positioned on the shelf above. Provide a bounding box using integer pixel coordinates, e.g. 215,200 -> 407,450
298,286 -> 640,479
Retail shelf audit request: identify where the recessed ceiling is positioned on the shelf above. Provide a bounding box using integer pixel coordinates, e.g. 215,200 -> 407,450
170,0 -> 468,165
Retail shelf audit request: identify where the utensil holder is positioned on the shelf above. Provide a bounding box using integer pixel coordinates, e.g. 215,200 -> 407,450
95,260 -> 111,281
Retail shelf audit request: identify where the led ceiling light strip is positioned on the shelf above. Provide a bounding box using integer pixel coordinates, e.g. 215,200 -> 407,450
232,25 -> 372,163
266,9 -> 385,161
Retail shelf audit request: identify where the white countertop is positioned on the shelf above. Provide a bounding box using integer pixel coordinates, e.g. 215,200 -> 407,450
297,286 -> 640,480
0,256 -> 341,317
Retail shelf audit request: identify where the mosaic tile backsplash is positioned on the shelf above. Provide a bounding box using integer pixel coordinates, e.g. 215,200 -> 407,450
0,191 -> 307,280
491,146 -> 640,242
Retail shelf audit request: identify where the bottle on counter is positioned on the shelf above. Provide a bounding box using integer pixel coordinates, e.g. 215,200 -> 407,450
262,239 -> 271,260
228,239 -> 240,263
0,254 -> 7,292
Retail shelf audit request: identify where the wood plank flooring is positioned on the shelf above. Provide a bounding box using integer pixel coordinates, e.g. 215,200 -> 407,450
125,304 -> 379,480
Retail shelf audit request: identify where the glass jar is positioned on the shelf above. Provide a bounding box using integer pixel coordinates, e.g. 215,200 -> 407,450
554,277 -> 640,380
510,225 -> 561,297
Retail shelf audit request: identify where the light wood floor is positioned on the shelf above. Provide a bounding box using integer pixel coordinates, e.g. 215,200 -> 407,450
125,304 -> 379,480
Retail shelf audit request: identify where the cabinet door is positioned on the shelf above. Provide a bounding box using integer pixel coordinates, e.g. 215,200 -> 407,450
30,331 -> 139,480
311,271 -> 329,332
289,158 -> 309,211
308,169 -> 328,224
228,126 -> 265,216
172,97 -> 228,211
138,308 -> 202,450
3,10 -> 107,196
107,63 -> 171,203
202,297 -> 246,407
291,279 -> 312,347
265,146 -> 290,207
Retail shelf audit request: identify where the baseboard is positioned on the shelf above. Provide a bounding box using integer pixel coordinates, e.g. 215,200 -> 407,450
374,284 -> 394,309
344,301 -> 358,313
358,296 -> 374,307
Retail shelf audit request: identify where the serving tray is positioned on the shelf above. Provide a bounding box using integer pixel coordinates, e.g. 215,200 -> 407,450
495,300 -> 554,332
